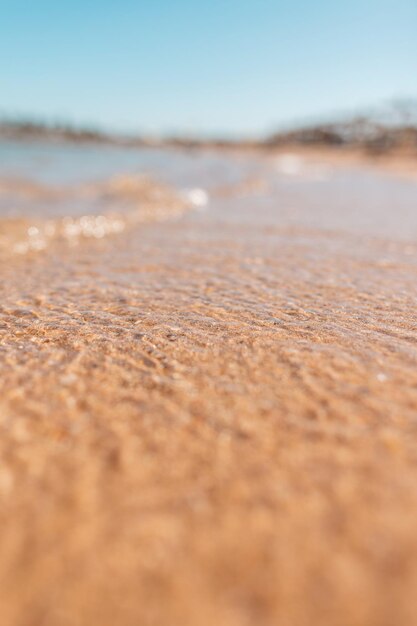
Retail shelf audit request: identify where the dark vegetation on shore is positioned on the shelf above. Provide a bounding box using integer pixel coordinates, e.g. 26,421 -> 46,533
1,101 -> 417,157
265,105 -> 417,156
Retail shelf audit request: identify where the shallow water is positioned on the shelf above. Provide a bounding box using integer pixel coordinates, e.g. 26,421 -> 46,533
0,141 -> 268,254
1,141 -> 417,626
2,140 -> 417,233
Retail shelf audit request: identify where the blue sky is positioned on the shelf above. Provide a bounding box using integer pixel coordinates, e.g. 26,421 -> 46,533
0,0 -> 416,136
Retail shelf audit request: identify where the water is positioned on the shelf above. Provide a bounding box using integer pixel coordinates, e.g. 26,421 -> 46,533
1,139 -> 417,238
0,139 -> 255,188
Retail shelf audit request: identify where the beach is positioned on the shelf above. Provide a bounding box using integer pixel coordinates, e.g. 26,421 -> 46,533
1,143 -> 417,625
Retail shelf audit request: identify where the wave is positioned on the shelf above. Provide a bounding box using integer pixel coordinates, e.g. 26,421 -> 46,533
0,174 -> 208,256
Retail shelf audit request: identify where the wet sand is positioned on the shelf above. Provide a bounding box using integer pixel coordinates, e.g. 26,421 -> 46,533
1,146 -> 417,625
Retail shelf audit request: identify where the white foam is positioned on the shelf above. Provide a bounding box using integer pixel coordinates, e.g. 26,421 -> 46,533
184,188 -> 209,209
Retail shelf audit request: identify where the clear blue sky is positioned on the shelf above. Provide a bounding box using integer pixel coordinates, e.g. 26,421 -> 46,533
0,0 -> 416,136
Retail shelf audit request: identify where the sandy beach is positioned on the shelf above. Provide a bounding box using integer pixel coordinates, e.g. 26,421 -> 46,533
1,143 -> 417,625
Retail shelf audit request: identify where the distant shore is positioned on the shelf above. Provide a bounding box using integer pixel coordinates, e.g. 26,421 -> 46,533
1,116 -> 416,183
1,114 -> 416,151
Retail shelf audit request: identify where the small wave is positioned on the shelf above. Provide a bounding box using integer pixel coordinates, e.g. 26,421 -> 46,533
0,174 -> 204,256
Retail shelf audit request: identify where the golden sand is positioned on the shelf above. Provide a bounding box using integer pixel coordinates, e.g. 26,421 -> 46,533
1,152 -> 417,625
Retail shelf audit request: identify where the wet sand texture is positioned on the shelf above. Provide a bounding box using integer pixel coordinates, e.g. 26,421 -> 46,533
1,149 -> 417,625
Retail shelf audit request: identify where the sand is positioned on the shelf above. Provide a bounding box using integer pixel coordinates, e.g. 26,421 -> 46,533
1,147 -> 417,625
